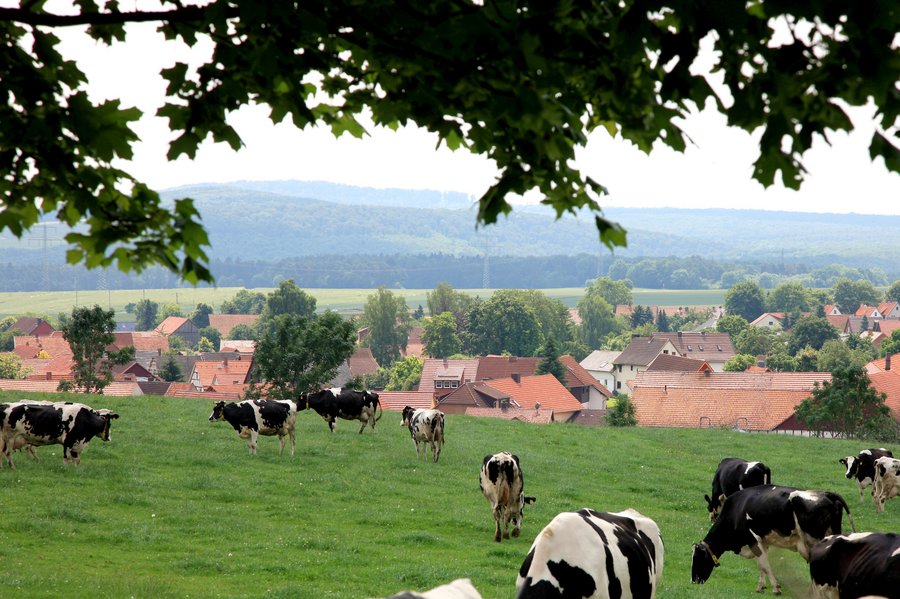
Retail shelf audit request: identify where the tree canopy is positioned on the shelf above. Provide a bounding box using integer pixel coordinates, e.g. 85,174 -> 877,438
3,1 -> 896,283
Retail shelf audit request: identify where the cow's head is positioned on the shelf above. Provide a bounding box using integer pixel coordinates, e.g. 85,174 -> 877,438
704,493 -> 727,521
839,456 -> 858,479
401,406 -> 415,427
297,392 -> 309,411
364,390 -> 379,403
95,410 -> 119,441
209,401 -> 226,422
690,541 -> 719,584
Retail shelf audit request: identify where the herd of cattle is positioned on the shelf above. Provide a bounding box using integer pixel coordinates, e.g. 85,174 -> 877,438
1,391 -> 898,598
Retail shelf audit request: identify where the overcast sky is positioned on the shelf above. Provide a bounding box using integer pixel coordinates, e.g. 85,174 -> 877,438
52,8 -> 900,216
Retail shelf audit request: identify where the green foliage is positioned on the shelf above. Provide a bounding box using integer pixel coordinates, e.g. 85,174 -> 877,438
795,366 -> 893,440
766,351 -> 798,372
606,395 -> 636,427
577,294 -> 619,348
261,279 -> 317,323
788,316 -> 839,354
220,289 -> 266,314
62,305 -> 134,393
886,280 -> 900,303
227,323 -> 258,341
716,314 -> 749,339
386,356 -> 424,392
189,303 -> 213,328
197,326 -> 221,351
167,334 -> 189,353
0,352 -> 30,379
361,367 -> 392,391
584,277 -> 632,308
422,312 -> 461,359
159,356 -> 183,382
134,299 -> 159,331
733,326 -> 774,357
723,354 -> 756,372
159,302 -> 183,320
655,310 -> 670,333
560,339 -> 591,363
766,282 -> 814,314
196,337 -> 215,353
832,278 -> 880,313
465,290 -> 542,357
816,339 -> 871,373
878,330 -> 900,358
725,281 -> 765,322
630,305 -> 654,328
534,337 -> 565,385
362,287 -> 412,368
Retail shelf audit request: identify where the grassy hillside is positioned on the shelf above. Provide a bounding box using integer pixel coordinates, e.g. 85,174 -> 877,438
0,287 -> 727,321
0,391 -> 896,598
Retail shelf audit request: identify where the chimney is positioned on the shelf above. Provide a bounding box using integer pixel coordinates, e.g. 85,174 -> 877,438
677,331 -> 683,338
442,357 -> 448,367
512,373 -> 521,384
887,354 -> 892,371
704,369 -> 711,376
223,358 -> 228,368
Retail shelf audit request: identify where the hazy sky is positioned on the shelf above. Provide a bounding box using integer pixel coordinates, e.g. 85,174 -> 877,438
51,8 -> 900,216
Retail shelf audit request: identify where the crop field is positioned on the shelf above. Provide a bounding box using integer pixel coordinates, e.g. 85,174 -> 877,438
0,391 -> 896,598
0,287 -> 726,322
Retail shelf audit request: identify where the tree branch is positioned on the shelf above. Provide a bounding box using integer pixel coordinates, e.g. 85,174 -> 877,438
0,5 -> 213,28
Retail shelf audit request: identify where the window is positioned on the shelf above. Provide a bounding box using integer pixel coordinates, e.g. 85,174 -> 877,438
617,381 -> 621,389
450,381 -> 458,388
698,345 -> 703,351
435,381 -> 443,388
687,345 -> 693,351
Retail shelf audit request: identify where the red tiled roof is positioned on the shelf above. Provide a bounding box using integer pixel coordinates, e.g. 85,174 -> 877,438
568,308 -> 581,325
475,356 -> 540,382
378,391 -> 435,411
192,359 -> 253,388
156,316 -> 190,336
651,332 -> 735,363
826,314 -> 851,333
403,326 -> 424,358
614,337 -> 674,367
868,369 -> 900,420
630,371 -> 831,430
419,358 -> 479,394
0,379 -> 62,393
348,347 -> 380,377
482,374 -> 583,414
438,381 -> 509,409
466,407 -> 555,424
559,355 -> 610,397
878,302 -> 899,317
220,340 -> 256,353
646,353 -> 711,372
855,305 -> 880,317
208,314 -> 259,338
874,320 -> 900,336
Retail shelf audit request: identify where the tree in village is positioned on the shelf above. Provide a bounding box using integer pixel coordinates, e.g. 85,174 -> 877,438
362,287 -> 411,368
886,280 -> 900,304
386,356 -> 424,392
766,282 -> 814,314
515,290 -> 573,347
577,293 -> 621,349
831,278 -> 880,314
1,3 -> 895,283
426,283 -> 475,332
630,305 -> 654,328
422,311 -> 461,359
260,279 -> 317,324
795,366 -> 895,440
535,337 -> 566,386
159,356 -> 183,382
788,316 -> 839,354
716,314 -> 749,339
159,302 -> 183,321
606,395 -> 637,427
878,330 -> 900,358
197,337 -> 216,353
251,312 -> 355,401
198,326 -> 222,351
725,281 -> 765,322
655,310 -> 670,333
62,305 -> 135,393
134,299 -> 159,331
585,278 -> 633,309
0,352 -> 30,379
817,339 -> 871,373
733,326 -> 773,357
190,303 -> 214,328
465,290 -> 542,357
227,323 -> 258,341
723,354 -> 756,372
220,289 -> 267,315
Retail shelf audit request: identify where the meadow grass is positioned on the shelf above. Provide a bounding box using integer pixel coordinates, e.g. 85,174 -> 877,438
0,287 -> 727,321
0,391 -> 896,598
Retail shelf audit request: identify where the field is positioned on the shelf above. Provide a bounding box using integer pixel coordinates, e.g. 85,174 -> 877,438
0,391 -> 896,598
0,287 -> 727,321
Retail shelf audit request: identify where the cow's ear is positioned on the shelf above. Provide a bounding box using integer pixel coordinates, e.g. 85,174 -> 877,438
109,413 -> 120,419
704,494 -> 712,505
524,496 -> 536,505
718,493 -> 726,505
483,455 -> 492,466
839,458 -> 847,466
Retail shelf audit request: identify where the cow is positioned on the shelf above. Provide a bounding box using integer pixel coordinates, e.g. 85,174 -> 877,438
208,399 -> 297,455
298,388 -> 382,433
479,451 -> 536,542
0,401 -> 118,468
872,456 -> 900,513
691,485 -> 854,595
839,448 -> 893,501
705,457 -> 772,520
809,532 -> 900,599
400,406 -> 444,463
386,578 -> 482,599
516,508 -> 664,599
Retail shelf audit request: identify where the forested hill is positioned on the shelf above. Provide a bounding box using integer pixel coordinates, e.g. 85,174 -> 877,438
157,181 -> 897,270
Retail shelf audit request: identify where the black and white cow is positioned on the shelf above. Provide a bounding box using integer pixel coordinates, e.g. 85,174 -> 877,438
208,399 -> 297,455
386,578 -> 482,599
516,508 -> 664,599
839,448 -> 893,501
299,388 -> 382,433
705,457 -> 772,520
401,406 -> 444,463
0,401 -> 118,467
479,452 -> 536,542
691,485 -> 854,595
809,532 -> 900,599
872,456 -> 900,513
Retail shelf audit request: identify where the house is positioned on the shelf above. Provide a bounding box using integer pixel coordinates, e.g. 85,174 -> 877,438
580,350 -> 620,393
329,347 -> 381,387
155,316 -> 201,347
866,354 -> 900,420
559,354 -> 611,410
165,381 -> 246,402
750,312 -> 785,331
402,326 -> 425,358
859,330 -> 886,349
219,340 -> 256,353
437,373 -> 583,421
25,354 -> 75,381
823,304 -> 841,316
419,357 -> 480,399
645,353 -> 712,373
8,317 -> 55,337
878,302 -> 900,319
630,370 -> 831,431
188,355 -> 253,391
826,314 -> 852,336
612,337 -> 679,393
475,355 -> 540,382
873,320 -> 900,336
207,314 -> 259,338
651,332 -> 736,371
856,305 -> 883,320
466,406 -> 555,424
13,332 -> 72,360
111,361 -> 157,383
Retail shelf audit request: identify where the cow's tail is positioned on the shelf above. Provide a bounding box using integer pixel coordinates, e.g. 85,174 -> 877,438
374,398 -> 382,422
834,492 -> 856,533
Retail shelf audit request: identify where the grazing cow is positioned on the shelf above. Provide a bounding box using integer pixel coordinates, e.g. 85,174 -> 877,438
809,532 -> 900,599
872,456 -> 900,513
0,401 -> 118,468
386,578 -> 482,599
839,448 -> 893,501
705,457 -> 772,520
299,388 -> 382,433
400,406 -> 444,463
691,485 -> 854,595
516,508 -> 664,599
208,399 -> 296,455
479,452 -> 536,542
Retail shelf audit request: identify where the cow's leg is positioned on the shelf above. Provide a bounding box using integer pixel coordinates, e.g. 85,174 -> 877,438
328,417 -> 336,433
278,433 -> 286,456
248,431 -> 259,455
493,506 -> 503,542
754,549 -> 780,595
288,428 -> 295,457
26,444 -> 38,461
858,482 -> 865,502
358,419 -> 366,434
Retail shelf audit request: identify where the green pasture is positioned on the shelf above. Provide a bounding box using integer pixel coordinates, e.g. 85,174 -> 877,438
0,287 -> 726,322
0,391 -> 896,598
